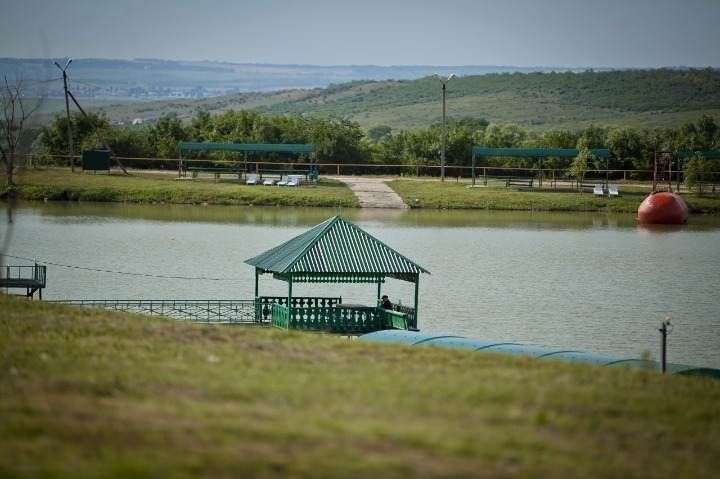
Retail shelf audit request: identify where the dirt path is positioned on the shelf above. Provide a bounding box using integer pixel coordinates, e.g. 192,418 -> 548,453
330,176 -> 408,209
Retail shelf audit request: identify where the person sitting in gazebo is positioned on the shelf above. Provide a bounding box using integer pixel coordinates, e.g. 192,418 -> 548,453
381,295 -> 392,310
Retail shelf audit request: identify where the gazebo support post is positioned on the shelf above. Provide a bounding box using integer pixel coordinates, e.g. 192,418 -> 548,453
413,274 -> 420,328
254,268 -> 259,298
471,152 -> 476,186
376,280 -> 382,305
287,276 -> 293,327
538,158 -> 543,189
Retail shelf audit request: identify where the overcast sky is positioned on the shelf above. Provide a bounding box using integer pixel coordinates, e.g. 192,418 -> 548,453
1,0 -> 719,67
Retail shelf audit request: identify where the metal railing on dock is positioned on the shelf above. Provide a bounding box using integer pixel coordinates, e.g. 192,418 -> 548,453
1,264 -> 47,298
50,299 -> 259,324
50,296 -> 418,333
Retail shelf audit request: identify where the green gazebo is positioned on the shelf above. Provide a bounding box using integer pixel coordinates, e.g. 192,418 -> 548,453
245,216 -> 429,334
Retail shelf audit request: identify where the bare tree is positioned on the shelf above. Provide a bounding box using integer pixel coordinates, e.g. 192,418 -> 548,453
1,76 -> 41,193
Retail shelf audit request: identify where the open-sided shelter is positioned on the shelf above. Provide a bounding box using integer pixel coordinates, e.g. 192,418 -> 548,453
177,142 -> 316,179
471,147 -> 611,187
245,216 -> 429,334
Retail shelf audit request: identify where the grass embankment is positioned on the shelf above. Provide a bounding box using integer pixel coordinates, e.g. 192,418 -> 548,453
389,179 -> 720,213
2,296 -> 720,478
9,168 -> 358,207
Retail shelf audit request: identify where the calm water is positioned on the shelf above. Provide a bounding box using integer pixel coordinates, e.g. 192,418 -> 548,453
3,202 -> 720,368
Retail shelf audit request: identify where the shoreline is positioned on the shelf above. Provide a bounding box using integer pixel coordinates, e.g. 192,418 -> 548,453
4,168 -> 720,215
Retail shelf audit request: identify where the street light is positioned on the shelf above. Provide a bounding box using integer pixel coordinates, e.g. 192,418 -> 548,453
437,73 -> 455,182
658,315 -> 673,374
54,58 -> 74,172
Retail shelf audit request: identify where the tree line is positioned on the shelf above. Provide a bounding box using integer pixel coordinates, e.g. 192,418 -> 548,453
36,109 -> 720,176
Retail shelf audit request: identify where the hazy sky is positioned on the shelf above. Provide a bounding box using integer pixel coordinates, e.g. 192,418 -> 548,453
1,0 -> 719,67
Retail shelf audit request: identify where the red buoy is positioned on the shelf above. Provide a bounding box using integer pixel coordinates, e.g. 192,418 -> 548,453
637,192 -> 688,224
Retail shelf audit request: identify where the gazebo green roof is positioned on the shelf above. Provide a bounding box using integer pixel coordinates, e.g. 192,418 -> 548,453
245,216 -> 428,283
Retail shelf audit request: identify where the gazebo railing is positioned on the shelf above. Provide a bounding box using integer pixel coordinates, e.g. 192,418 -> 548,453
270,304 -> 410,334
389,304 -> 416,329
271,303 -> 290,329
382,309 -> 412,330
256,296 -> 342,322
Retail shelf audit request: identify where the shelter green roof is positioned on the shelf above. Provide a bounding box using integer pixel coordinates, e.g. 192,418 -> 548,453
245,216 -> 428,281
472,146 -> 610,158
677,150 -> 720,159
178,142 -> 315,153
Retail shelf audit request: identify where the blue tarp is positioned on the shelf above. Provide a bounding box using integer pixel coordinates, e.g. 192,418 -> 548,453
359,330 -> 720,378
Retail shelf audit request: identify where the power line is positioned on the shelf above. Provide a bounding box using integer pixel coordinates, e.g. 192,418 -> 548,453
2,253 -> 243,281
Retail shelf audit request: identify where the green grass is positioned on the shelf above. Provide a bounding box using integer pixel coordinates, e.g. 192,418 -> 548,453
1,296 -> 719,478
388,179 -> 720,214
10,168 -> 358,207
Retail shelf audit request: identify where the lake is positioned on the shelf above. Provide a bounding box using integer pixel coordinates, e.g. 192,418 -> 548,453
3,202 -> 720,368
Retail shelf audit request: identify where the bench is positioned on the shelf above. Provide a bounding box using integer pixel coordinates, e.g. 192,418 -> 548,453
258,169 -> 319,181
258,168 -> 311,180
188,167 -> 245,180
505,177 -> 534,189
578,181 -> 602,192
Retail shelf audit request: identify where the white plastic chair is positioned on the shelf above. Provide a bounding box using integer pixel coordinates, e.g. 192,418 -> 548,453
287,175 -> 300,187
245,173 -> 258,185
593,184 -> 604,196
263,177 -> 276,186
277,175 -> 289,186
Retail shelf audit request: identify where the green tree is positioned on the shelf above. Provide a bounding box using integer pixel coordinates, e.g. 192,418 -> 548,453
149,116 -> 187,158
40,112 -> 109,161
576,125 -> 607,150
536,129 -> 578,149
482,123 -> 528,148
683,153 -> 713,194
567,148 -> 593,184
105,128 -> 152,159
309,117 -> 369,165
367,125 -> 392,142
372,132 -> 406,165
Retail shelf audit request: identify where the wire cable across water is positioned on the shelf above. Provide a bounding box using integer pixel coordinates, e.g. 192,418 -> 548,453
2,253 -> 243,281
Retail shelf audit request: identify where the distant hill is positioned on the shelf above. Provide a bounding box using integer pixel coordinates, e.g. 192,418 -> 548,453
93,68 -> 720,131
0,57 -> 581,100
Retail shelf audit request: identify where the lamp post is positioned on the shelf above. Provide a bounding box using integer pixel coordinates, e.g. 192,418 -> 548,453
54,58 -> 73,172
659,315 -> 673,374
437,73 -> 455,182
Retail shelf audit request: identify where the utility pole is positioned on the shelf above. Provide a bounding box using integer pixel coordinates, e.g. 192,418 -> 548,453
437,74 -> 455,182
659,315 -> 672,374
53,58 -> 128,175
66,89 -> 128,174
54,59 -> 73,172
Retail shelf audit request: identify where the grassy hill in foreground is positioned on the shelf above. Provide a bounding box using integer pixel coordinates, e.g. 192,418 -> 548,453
1,295 -> 719,478
95,69 -> 720,131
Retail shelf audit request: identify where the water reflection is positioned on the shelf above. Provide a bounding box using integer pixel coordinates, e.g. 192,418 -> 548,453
18,200 -> 720,230
636,223 -> 689,235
